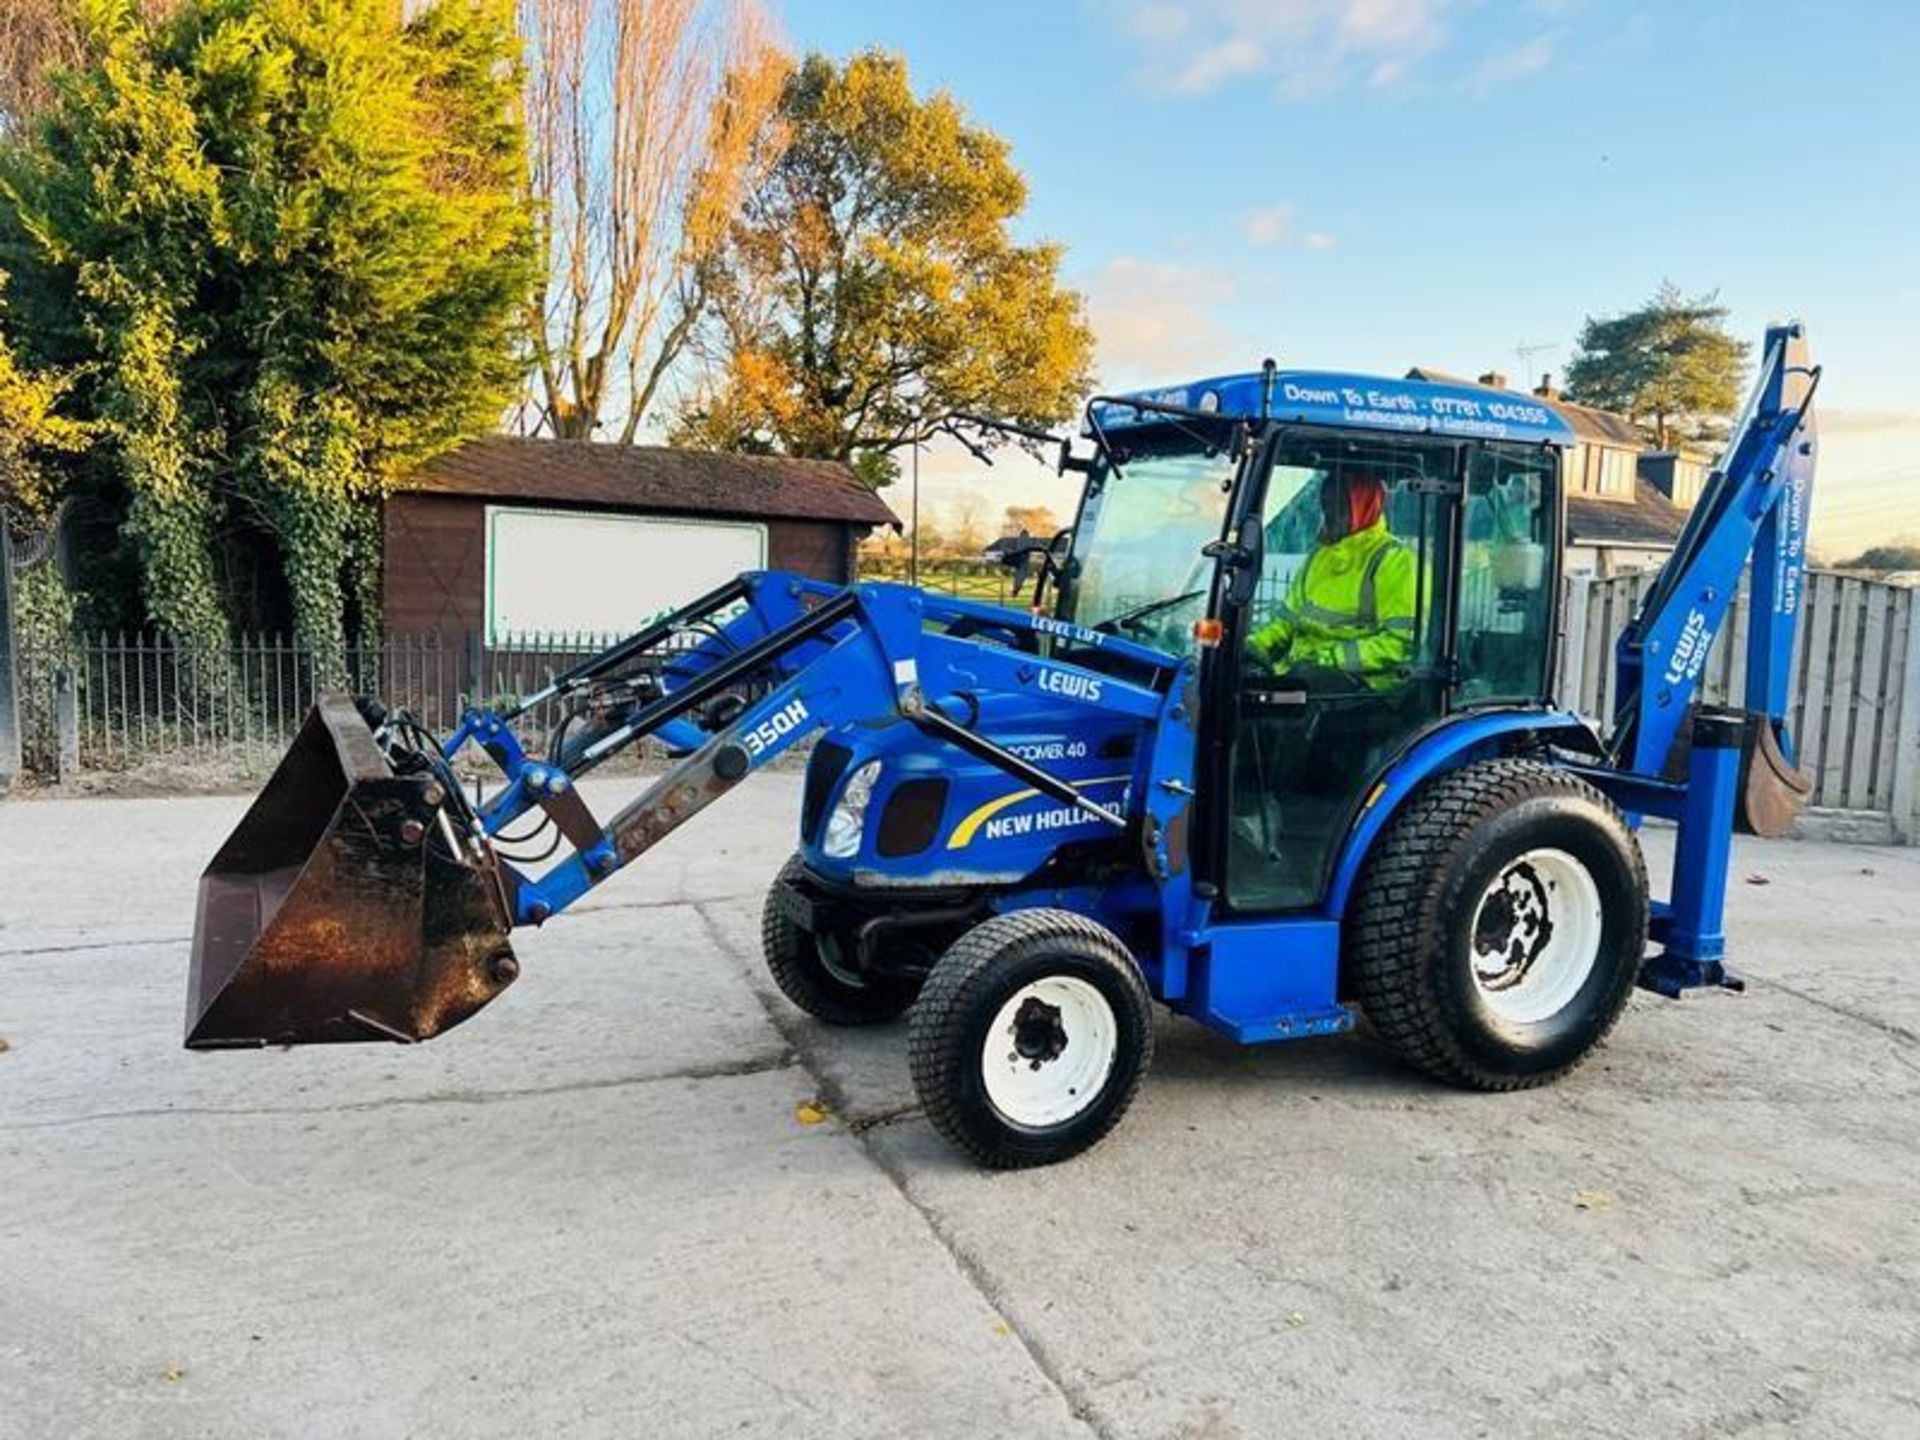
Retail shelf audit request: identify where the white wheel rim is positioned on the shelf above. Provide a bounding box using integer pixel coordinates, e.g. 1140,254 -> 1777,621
980,976 -> 1118,1129
1468,847 -> 1604,1025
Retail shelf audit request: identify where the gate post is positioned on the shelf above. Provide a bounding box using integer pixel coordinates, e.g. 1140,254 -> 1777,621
1890,590 -> 1920,846
53,664 -> 80,781
0,513 -> 21,794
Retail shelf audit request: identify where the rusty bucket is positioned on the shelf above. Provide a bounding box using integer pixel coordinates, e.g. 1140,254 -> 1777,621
185,695 -> 518,1048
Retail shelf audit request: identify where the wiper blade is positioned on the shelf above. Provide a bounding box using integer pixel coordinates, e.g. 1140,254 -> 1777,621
1094,588 -> 1207,635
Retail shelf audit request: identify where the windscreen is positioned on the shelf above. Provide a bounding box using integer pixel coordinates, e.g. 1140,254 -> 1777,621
1061,429 -> 1236,654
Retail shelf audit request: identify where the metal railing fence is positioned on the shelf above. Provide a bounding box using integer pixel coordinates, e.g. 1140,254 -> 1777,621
10,629 -> 655,779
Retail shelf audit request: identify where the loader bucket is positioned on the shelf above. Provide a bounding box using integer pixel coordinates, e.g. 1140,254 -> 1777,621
185,695 -> 518,1049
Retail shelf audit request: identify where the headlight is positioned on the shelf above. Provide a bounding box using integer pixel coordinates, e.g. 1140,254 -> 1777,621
822,761 -> 881,859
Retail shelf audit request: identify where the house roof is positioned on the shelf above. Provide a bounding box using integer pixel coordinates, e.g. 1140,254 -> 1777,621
1406,367 -> 1649,450
1566,477 -> 1690,549
400,436 -> 900,528
1548,397 -> 1648,448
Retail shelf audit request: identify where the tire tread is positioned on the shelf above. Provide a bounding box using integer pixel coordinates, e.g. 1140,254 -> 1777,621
909,908 -> 1154,1169
1347,759 -> 1647,1090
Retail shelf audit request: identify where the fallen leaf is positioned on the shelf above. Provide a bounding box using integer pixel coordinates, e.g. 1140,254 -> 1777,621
161,1367 -> 186,1383
1574,1190 -> 1614,1212
1744,874 -> 1771,886
793,1100 -> 829,1126
992,1320 -> 1012,1337
0,1036 -> 10,1054
1285,1311 -> 1308,1329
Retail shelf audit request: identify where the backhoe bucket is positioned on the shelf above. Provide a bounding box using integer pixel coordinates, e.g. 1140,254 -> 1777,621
185,695 -> 518,1049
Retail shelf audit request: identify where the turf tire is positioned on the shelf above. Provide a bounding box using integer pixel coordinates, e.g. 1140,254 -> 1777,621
909,909 -> 1154,1169
1347,759 -> 1648,1090
762,856 -> 919,1025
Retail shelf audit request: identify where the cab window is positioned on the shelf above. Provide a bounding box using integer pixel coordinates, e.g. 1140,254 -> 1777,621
1456,445 -> 1557,703
1223,435 -> 1456,912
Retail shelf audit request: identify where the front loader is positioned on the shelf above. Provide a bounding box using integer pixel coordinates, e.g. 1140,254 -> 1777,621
187,325 -> 1820,1168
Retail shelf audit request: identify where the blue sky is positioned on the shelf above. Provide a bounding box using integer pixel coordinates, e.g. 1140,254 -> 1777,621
781,0 -> 1919,556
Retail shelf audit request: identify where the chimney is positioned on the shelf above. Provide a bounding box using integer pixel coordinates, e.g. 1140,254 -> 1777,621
1477,371 -> 1508,390
1533,372 -> 1562,400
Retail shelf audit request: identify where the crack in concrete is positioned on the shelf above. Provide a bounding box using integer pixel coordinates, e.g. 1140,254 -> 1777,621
1742,969 -> 1920,1048
546,891 -> 762,920
692,900 -> 1109,1440
0,893 -> 763,961
0,1050 -> 797,1133
844,1102 -> 924,1135
0,935 -> 189,959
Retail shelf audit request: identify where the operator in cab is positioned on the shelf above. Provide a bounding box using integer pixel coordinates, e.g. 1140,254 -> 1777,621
1249,467 -> 1415,691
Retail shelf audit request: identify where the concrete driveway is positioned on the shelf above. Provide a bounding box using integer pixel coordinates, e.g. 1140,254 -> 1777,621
2,777 -> 1917,1438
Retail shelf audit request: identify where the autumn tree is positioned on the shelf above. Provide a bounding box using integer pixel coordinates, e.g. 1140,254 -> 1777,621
675,50 -> 1093,485
0,0 -> 533,675
0,285 -> 82,522
1838,543 -> 1920,574
1565,283 -> 1749,448
1001,503 -> 1060,539
521,0 -> 787,441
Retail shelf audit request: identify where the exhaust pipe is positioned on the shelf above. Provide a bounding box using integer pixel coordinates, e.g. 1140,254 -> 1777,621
185,696 -> 518,1048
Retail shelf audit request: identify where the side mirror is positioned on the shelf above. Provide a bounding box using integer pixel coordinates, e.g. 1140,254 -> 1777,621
994,530 -> 1045,594
1203,521 -> 1266,607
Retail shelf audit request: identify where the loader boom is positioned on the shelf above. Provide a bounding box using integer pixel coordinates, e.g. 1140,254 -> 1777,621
477,578 -> 1180,932
185,572 -> 1192,1047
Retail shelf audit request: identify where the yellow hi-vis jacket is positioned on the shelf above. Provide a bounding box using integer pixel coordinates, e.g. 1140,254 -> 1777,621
1249,519 -> 1417,689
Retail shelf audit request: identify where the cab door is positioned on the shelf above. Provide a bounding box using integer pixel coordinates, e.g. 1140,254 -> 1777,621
1207,431 -> 1461,912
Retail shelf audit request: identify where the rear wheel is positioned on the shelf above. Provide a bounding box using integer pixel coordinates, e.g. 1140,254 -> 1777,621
762,857 -> 919,1025
1348,760 -> 1648,1090
909,909 -> 1154,1169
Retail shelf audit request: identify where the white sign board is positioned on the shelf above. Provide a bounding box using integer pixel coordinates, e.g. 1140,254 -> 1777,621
485,506 -> 767,642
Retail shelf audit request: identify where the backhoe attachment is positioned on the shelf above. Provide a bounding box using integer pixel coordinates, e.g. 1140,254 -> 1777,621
185,696 -> 517,1048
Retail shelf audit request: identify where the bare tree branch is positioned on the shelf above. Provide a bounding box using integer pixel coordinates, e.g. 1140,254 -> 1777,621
519,0 -> 786,441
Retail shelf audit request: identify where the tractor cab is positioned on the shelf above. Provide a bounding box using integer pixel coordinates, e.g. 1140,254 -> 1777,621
1047,371 -> 1572,910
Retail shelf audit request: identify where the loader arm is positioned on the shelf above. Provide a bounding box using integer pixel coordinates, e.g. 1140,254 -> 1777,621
185,573 -> 1192,1047
485,579 -> 1179,929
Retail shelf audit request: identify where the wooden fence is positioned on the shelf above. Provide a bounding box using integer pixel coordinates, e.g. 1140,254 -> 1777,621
1558,570 -> 1919,841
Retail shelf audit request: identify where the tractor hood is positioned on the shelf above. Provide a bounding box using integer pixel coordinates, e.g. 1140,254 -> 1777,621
797,689 -> 1146,889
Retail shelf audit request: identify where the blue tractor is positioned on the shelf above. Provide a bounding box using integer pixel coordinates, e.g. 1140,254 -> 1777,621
186,326 -> 1820,1168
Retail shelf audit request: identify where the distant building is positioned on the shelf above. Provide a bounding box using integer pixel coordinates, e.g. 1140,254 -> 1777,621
385,437 -> 899,640
1407,367 -> 1710,578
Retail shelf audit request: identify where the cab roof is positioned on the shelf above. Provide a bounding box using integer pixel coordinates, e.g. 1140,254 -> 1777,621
1091,369 -> 1577,447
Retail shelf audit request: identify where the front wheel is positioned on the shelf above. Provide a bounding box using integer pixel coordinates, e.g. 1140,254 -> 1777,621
1347,760 -> 1649,1090
909,910 -> 1154,1169
762,857 -> 919,1025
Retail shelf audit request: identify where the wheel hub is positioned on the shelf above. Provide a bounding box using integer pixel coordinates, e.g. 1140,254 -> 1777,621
1011,997 -> 1069,1068
1468,848 -> 1604,1026
1472,861 -> 1555,991
979,976 -> 1120,1129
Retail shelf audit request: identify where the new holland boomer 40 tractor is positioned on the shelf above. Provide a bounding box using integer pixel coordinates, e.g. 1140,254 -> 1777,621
185,325 -> 1820,1168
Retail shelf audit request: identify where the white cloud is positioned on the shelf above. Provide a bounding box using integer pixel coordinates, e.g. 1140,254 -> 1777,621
1239,203 -> 1338,252
1241,203 -> 1295,247
1467,34 -> 1555,95
1172,37 -> 1265,93
1126,1 -> 1190,41
1119,0 -> 1452,99
1082,256 -> 1238,388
